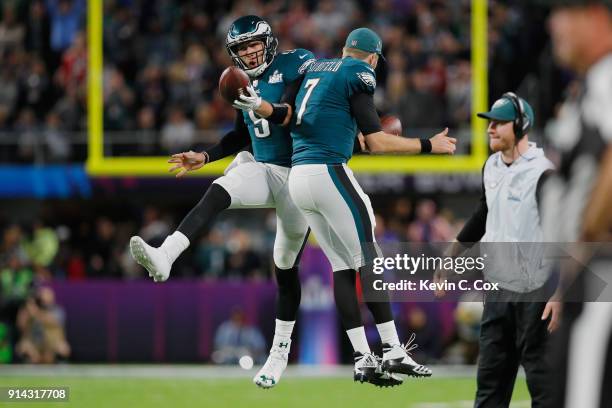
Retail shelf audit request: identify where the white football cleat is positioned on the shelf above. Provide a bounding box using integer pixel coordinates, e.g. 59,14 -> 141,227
353,351 -> 378,383
382,333 -> 432,378
129,236 -> 171,282
254,339 -> 291,389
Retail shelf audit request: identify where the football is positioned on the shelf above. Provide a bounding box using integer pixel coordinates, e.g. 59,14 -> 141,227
381,115 -> 402,136
218,66 -> 250,104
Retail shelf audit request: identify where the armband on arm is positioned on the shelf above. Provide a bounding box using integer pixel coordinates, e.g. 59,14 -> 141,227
267,103 -> 289,124
419,139 -> 432,154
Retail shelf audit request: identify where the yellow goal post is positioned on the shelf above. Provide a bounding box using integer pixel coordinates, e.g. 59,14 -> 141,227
86,0 -> 488,176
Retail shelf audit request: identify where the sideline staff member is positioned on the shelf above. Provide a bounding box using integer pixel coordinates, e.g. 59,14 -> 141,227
438,94 -> 557,408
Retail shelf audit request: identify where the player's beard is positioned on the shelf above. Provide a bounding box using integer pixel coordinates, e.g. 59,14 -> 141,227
489,136 -> 513,153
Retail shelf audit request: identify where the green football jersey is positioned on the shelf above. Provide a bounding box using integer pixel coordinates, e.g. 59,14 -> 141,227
242,48 -> 314,166
290,57 -> 376,165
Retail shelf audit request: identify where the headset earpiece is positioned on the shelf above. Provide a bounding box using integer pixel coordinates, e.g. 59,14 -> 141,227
502,92 -> 525,141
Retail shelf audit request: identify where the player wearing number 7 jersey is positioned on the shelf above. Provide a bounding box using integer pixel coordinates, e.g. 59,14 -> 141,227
288,27 -> 457,385
129,15 -> 318,389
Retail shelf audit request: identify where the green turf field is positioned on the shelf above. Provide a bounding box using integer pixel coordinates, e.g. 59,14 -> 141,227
1,376 -> 530,408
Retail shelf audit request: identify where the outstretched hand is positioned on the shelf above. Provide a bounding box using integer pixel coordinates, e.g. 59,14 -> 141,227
430,128 -> 457,155
168,150 -> 208,178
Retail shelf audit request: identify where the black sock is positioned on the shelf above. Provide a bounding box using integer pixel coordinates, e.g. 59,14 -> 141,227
333,269 -> 363,330
359,269 -> 394,324
275,266 -> 301,321
365,299 -> 394,325
177,183 -> 231,241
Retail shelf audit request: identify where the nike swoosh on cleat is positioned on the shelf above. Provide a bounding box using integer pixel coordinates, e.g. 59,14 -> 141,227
299,54 -> 308,59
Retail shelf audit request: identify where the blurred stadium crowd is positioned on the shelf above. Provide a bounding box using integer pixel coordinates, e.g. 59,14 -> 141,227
0,0 -> 546,162
1,198 -> 462,281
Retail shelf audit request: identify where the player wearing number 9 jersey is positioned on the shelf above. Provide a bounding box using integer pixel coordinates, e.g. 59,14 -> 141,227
129,15 -> 314,389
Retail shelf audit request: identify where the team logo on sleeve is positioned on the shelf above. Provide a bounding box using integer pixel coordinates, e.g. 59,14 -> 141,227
357,72 -> 376,87
299,58 -> 316,74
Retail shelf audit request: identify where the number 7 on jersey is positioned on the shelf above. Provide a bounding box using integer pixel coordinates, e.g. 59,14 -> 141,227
296,78 -> 320,125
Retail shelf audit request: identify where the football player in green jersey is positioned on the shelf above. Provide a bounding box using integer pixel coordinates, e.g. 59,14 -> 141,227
130,16 -> 342,389
288,27 -> 456,384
